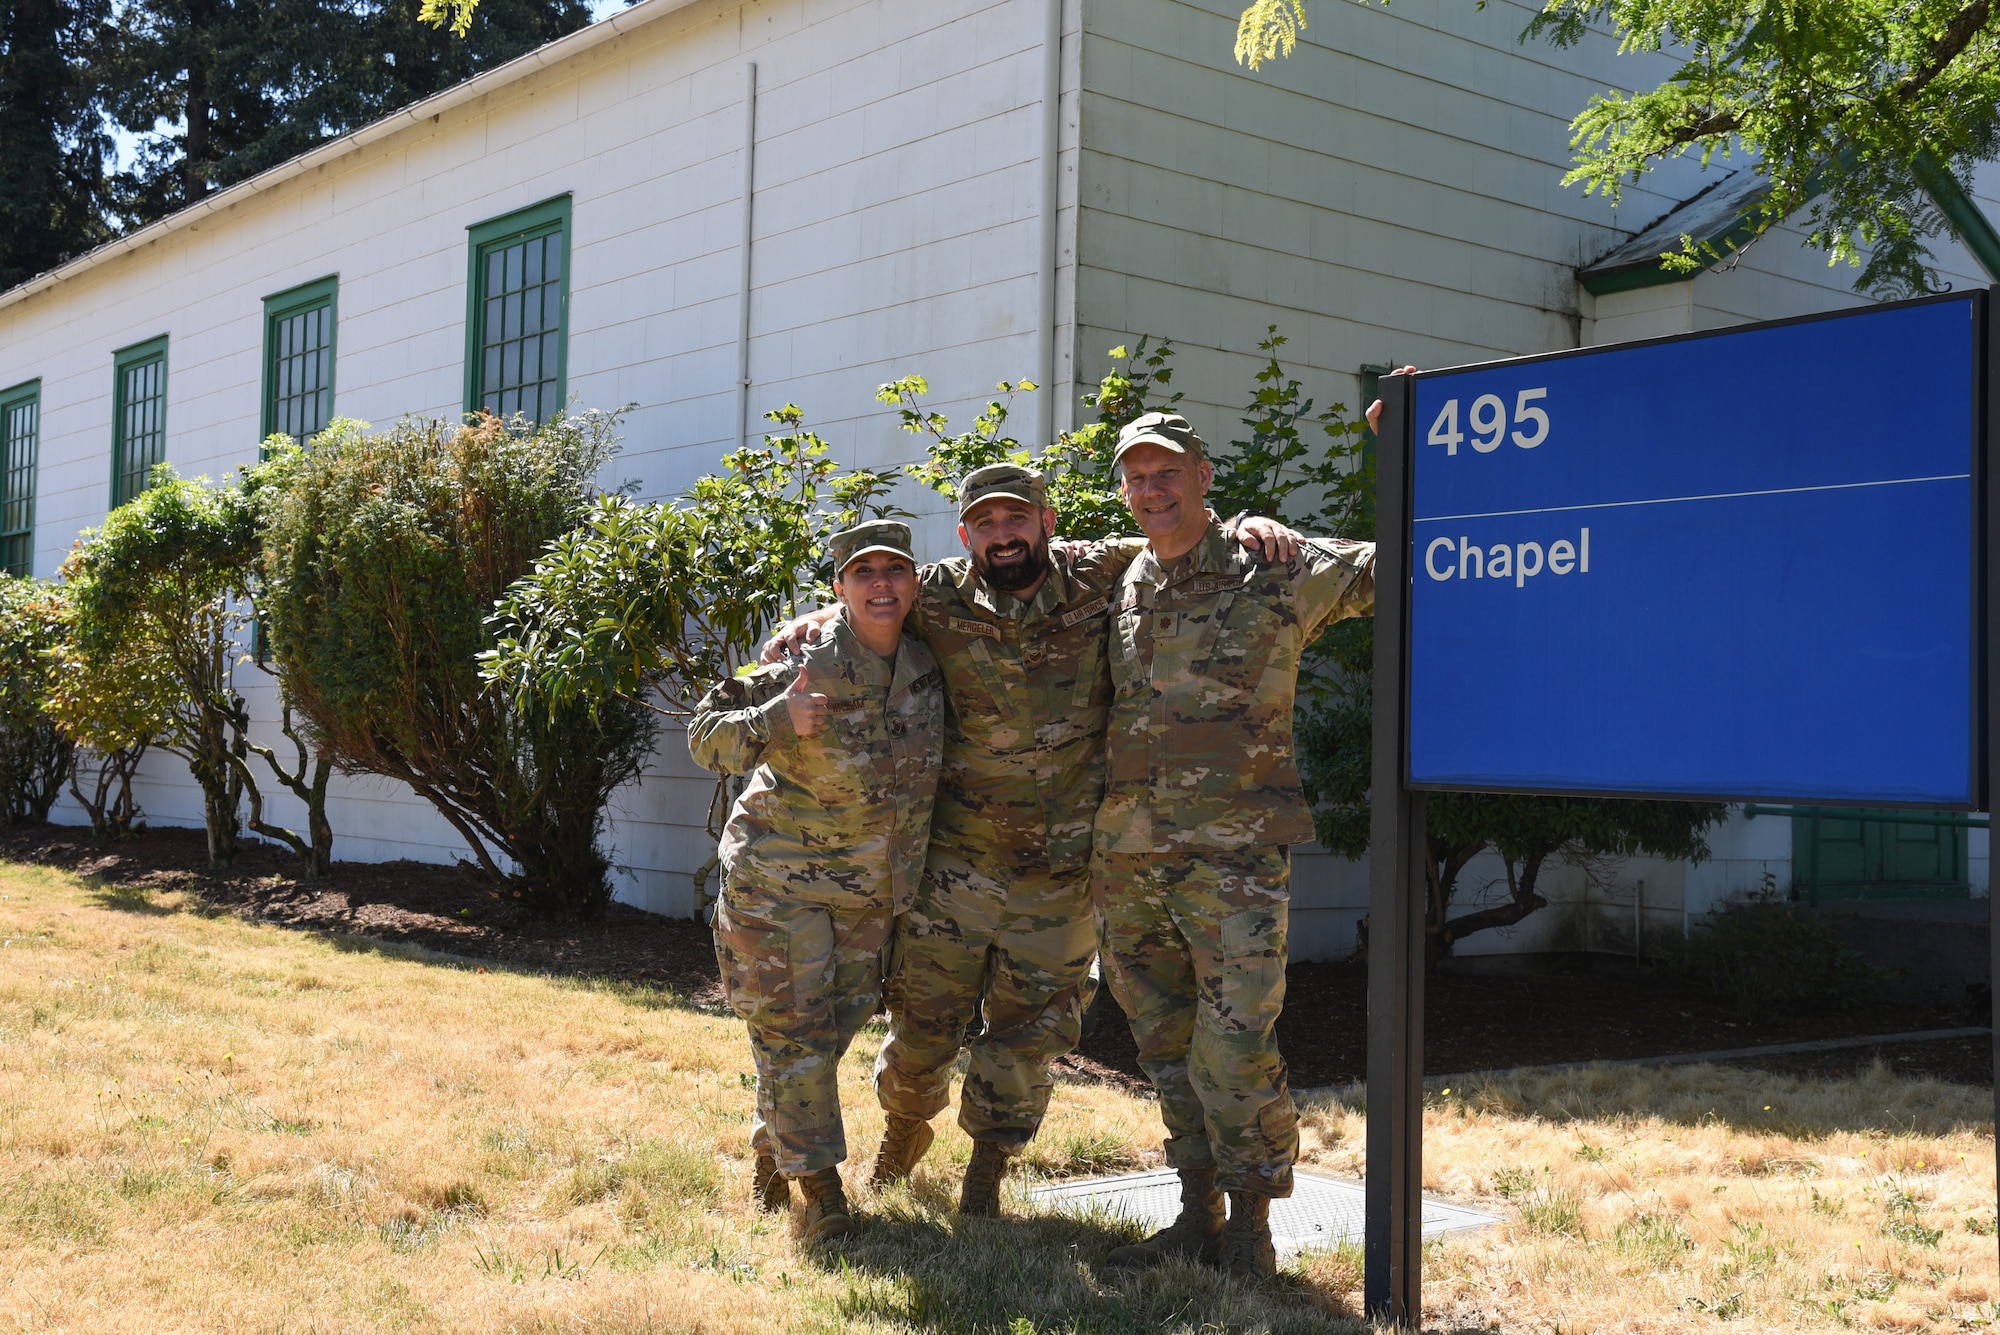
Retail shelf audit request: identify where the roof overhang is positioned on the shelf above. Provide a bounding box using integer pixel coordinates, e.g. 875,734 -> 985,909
1580,155 -> 2000,296
1578,165 -> 1779,297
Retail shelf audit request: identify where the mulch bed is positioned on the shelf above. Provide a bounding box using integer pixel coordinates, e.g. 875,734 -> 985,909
3,825 -> 1988,1090
0,825 -> 727,1004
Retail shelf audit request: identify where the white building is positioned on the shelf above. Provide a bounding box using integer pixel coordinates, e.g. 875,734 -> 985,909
0,0 -> 1988,956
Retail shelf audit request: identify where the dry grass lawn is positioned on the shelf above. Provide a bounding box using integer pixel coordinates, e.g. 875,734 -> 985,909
0,854 -> 1994,1333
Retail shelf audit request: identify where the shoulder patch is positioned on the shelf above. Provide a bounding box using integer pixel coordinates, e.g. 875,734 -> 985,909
1059,596 -> 1110,628
947,616 -> 1001,641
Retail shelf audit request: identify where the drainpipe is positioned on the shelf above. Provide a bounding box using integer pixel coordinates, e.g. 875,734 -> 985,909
736,62 -> 758,452
1035,0 -> 1061,449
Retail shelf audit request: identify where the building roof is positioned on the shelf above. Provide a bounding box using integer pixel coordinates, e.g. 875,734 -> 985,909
1578,164 -> 1773,296
0,0 -> 701,315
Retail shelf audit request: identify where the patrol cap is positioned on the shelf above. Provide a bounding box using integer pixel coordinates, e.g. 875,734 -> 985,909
828,519 -> 916,575
1111,411 -> 1207,470
958,462 -> 1048,518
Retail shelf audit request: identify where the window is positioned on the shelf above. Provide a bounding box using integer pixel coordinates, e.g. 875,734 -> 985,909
0,380 -> 37,577
263,276 -> 337,444
112,336 -> 168,507
465,195 -> 571,424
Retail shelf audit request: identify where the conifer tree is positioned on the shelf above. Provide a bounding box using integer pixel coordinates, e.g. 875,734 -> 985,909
0,0 -> 111,287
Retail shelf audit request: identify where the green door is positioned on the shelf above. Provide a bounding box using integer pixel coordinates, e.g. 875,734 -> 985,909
1791,807 -> 1971,901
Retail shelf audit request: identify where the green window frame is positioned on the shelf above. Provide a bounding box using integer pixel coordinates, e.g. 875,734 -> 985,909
0,379 -> 39,577
112,335 -> 169,508
263,275 -> 337,445
465,195 -> 571,424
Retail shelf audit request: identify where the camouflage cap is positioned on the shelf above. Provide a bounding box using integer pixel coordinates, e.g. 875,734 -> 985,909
829,519 -> 916,574
958,462 -> 1048,518
1111,411 -> 1207,470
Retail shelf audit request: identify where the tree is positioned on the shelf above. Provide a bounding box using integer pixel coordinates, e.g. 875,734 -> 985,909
485,405 -> 905,724
55,468 -> 327,868
0,0 -> 112,287
482,408 -> 902,897
0,575 -> 73,824
1235,0 -> 2000,297
101,0 -> 590,228
256,412 -> 653,918
1205,326 -> 1371,540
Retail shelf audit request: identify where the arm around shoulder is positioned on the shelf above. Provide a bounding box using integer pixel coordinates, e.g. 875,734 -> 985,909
1297,537 -> 1376,632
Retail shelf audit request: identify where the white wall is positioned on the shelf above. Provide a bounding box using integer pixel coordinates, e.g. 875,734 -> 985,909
0,0 -> 1061,913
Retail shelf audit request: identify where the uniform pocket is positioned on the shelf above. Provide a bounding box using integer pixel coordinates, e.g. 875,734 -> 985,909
1220,906 -> 1275,959
1215,906 -> 1282,1032
714,896 -> 835,1028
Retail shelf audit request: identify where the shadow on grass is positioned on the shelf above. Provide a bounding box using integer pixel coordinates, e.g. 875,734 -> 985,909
322,932 -> 714,1015
1300,1060 -> 1995,1141
802,1197 -> 1377,1335
82,879 -> 180,917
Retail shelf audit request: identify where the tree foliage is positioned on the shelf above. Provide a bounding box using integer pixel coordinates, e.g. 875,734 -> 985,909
1236,0 -> 2000,296
50,467 -> 332,868
0,0 -> 112,287
484,405 -> 905,724
0,575 -> 73,825
255,412 -> 652,918
896,339 -> 1184,540
103,0 -> 591,228
41,584 -> 170,839
1207,327 -> 1372,538
54,469 -> 253,864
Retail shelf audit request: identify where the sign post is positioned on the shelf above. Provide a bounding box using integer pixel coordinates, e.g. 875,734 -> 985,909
1366,290 -> 1995,1324
1365,371 -> 1423,1324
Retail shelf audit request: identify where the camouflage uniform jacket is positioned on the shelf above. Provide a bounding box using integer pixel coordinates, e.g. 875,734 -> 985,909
1097,520 -> 1375,854
911,540 -> 1145,878
688,613 -> 944,913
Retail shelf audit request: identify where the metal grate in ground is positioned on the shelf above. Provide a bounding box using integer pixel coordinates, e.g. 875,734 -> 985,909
1025,1168 -> 1500,1258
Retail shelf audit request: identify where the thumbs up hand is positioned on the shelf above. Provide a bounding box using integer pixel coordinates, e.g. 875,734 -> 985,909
784,660 -> 830,737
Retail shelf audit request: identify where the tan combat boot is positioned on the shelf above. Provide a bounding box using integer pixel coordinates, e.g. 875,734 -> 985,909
1220,1191 -> 1276,1279
1105,1163 -> 1224,1267
957,1140 -> 1010,1217
795,1167 -> 856,1241
752,1153 -> 790,1212
869,1115 -> 936,1188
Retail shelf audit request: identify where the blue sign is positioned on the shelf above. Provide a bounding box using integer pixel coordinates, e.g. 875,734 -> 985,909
1406,294 -> 1981,805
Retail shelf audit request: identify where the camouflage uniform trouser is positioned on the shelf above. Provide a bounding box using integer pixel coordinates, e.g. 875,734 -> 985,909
873,844 -> 1096,1150
713,882 -> 892,1176
1093,847 -> 1297,1197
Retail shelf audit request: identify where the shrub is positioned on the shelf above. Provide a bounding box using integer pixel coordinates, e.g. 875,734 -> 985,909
486,405 -> 903,721
1670,888 -> 1894,1014
52,469 -> 325,866
41,590 -> 161,839
0,575 -> 73,825
54,472 -> 253,863
255,412 -> 653,919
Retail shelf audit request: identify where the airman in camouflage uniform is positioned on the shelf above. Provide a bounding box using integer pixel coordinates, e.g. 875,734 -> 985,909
1094,412 -> 1375,1278
868,465 -> 1143,1216
690,520 -> 943,1241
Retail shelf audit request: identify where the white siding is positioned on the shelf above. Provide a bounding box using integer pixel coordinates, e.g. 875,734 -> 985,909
0,0 -> 1057,912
